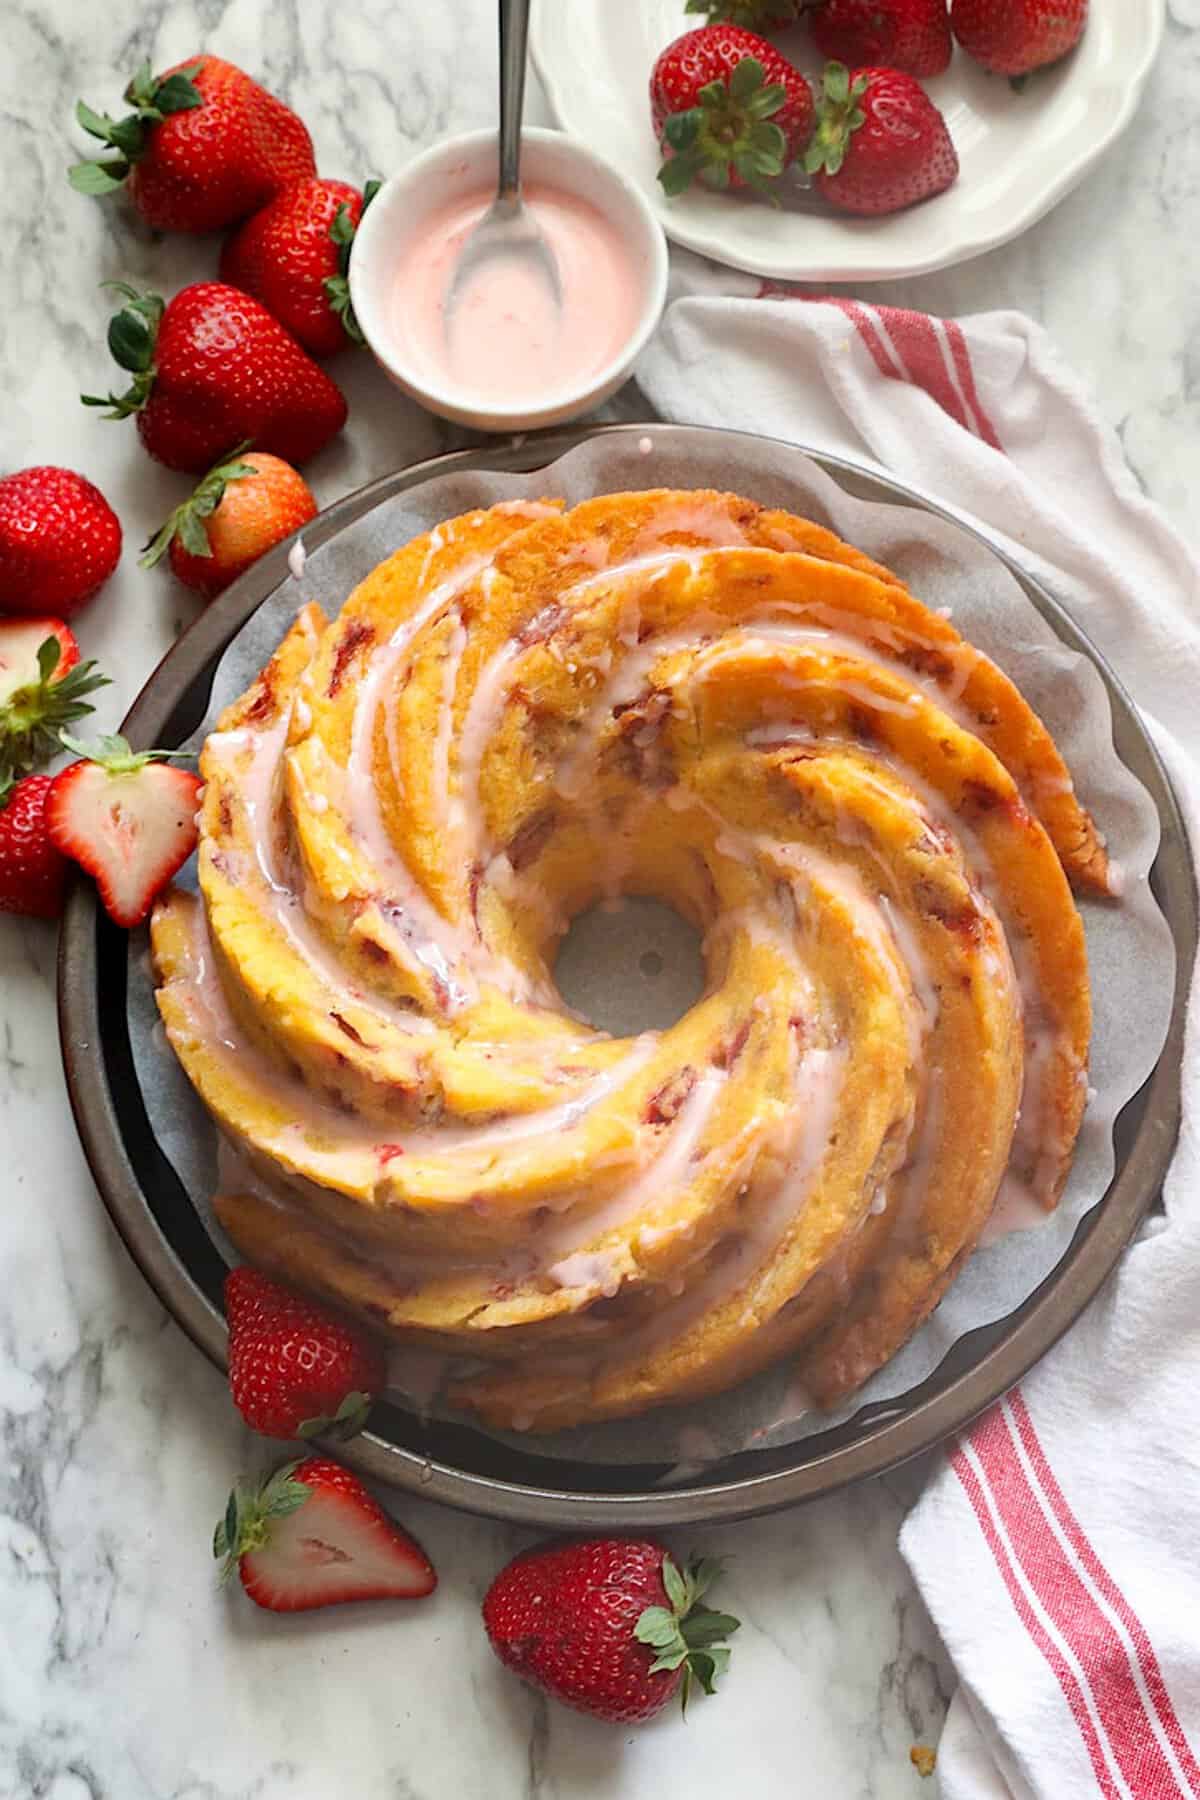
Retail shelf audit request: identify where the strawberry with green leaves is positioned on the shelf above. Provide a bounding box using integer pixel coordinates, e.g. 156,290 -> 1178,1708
805,61 -> 958,213
483,1538 -> 739,1723
214,1456 -> 436,1612
0,622 -> 108,917
46,734 -> 201,928
223,1266 -> 386,1442
0,623 -> 107,795
69,55 -> 316,234
651,26 -> 814,197
83,281 -> 348,474
142,448 -> 317,600
221,178 -> 380,357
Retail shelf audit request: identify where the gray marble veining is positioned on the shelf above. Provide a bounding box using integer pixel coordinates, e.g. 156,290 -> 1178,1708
0,0 -> 1196,1793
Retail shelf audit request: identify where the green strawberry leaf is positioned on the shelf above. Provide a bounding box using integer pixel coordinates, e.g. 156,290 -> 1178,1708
36,637 -> 61,684
657,152 -> 702,198
223,1487 -> 239,1556
153,69 -> 204,115
68,160 -> 130,195
728,55 -> 765,104
663,109 -> 701,152
213,1460 -> 312,1582
107,307 -> 155,373
75,100 -> 120,142
123,60 -> 156,107
634,1605 -> 680,1648
681,1606 -> 741,1649
60,731 -> 194,773
296,1390 -> 374,1443
140,446 -> 256,570
825,61 -> 851,106
85,284 -> 164,416
806,62 -> 869,178
700,161 -> 732,191
689,1557 -> 726,1601
324,185 -> 380,345
746,83 -> 787,121
662,1554 -> 690,1614
0,644 -> 109,787
329,203 -> 356,249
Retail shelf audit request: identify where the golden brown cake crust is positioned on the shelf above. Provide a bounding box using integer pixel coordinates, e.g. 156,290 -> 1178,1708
151,490 -> 1094,1432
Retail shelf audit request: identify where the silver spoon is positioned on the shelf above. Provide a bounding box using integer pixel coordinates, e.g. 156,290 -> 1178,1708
444,0 -> 562,329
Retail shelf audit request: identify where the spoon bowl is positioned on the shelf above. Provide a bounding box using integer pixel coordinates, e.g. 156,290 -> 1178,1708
445,190 -> 562,327
444,0 -> 561,331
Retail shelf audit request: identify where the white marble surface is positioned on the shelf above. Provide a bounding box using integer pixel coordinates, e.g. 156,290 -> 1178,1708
1,1 -> 1197,1795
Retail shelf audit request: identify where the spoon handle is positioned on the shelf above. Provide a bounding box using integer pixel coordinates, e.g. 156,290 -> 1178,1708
497,0 -> 533,201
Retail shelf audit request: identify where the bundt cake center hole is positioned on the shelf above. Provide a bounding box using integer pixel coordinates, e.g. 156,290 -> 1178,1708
554,896 -> 705,1036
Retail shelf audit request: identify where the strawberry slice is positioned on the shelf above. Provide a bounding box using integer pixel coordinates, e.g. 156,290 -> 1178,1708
0,621 -> 108,794
214,1456 -> 437,1612
46,733 -> 200,927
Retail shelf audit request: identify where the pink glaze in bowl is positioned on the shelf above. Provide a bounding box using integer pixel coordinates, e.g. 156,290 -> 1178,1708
350,129 -> 669,433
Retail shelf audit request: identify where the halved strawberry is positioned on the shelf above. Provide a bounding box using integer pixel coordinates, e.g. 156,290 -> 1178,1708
213,1456 -> 437,1612
0,622 -> 108,793
46,734 -> 200,927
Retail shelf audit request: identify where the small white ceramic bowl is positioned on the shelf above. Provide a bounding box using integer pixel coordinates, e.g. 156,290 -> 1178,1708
350,127 -> 669,434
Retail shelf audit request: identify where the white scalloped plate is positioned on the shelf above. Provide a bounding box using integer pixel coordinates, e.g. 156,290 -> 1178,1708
530,0 -> 1163,282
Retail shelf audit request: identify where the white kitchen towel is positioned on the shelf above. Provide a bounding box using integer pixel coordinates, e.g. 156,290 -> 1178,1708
638,270 -> 1200,1800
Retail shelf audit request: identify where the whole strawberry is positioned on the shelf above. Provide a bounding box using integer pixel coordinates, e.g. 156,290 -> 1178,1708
951,0 -> 1087,75
0,775 -> 70,919
804,62 -> 958,213
214,1456 -> 436,1612
142,449 -> 317,600
224,1266 -> 386,1442
70,55 -> 315,234
483,1539 -> 739,1723
811,0 -> 953,78
221,178 -> 379,357
0,468 -> 122,618
651,26 -> 814,197
82,282 -> 348,473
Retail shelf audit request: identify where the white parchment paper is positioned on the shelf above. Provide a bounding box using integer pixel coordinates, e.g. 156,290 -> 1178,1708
125,431 -> 1175,1469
